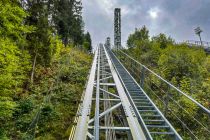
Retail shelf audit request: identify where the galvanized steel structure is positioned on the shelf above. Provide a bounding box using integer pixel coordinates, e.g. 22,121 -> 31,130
70,8 -> 210,140
114,8 -> 121,50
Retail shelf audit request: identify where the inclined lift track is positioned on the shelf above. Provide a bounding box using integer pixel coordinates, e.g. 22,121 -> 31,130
70,44 -> 182,140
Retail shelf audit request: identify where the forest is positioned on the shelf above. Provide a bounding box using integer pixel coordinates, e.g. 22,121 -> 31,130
126,26 -> 210,107
0,0 -> 92,139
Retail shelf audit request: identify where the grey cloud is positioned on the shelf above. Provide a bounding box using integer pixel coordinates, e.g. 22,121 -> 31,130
83,0 -> 210,47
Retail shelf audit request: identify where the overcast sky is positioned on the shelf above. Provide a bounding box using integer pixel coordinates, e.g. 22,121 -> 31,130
82,0 -> 210,47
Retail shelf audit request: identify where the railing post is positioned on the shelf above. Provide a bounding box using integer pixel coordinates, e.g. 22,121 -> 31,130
131,59 -> 133,74
140,67 -> 145,88
164,85 -> 170,117
131,58 -> 133,74
121,52 -> 124,62
119,51 -> 122,61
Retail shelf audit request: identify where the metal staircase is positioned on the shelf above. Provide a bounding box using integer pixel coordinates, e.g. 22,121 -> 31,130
106,47 -> 182,140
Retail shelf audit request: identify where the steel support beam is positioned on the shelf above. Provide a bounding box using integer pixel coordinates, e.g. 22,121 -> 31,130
99,76 -> 113,82
99,88 -> 120,99
99,83 -> 116,86
73,44 -> 147,140
89,102 -> 122,124
72,46 -> 99,140
89,126 -> 130,131
94,45 -> 101,140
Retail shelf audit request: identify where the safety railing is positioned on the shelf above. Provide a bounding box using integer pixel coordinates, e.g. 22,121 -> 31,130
185,40 -> 210,48
114,48 -> 210,139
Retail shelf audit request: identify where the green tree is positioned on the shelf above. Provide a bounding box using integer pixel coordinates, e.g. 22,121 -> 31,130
127,26 -> 149,48
53,0 -> 84,46
84,32 -> 92,52
0,0 -> 33,45
0,0 -> 91,139
71,0 -> 84,45
0,0 -> 32,137
152,33 -> 174,49
158,45 -> 206,87
23,0 -> 59,83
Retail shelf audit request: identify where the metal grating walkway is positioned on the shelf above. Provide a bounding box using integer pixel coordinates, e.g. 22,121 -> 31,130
106,47 -> 182,140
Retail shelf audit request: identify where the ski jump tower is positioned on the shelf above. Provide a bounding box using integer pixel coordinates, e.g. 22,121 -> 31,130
114,8 -> 121,49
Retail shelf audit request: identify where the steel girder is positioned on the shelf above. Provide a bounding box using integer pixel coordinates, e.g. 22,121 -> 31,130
71,45 -> 147,140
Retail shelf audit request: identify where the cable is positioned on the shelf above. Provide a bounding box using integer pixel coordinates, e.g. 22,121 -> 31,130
144,83 -> 198,139
114,49 -> 210,139
147,78 -> 210,133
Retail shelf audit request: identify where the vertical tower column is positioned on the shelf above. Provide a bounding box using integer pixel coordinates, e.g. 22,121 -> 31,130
105,37 -> 111,49
114,8 -> 121,49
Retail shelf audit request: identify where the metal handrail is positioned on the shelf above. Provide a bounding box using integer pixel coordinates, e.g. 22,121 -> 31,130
69,48 -> 98,140
184,40 -> 210,48
116,48 -> 210,115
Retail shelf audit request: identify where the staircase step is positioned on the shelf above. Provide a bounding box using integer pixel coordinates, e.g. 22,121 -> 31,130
144,120 -> 165,122
135,102 -> 152,106
132,96 -> 147,99
139,110 -> 156,112
137,106 -> 154,109
146,125 -> 170,128
133,99 -> 148,101
150,132 -> 174,135
141,114 -> 161,117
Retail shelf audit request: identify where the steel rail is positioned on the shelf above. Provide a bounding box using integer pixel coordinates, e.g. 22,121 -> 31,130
94,46 -> 101,140
72,46 -> 98,140
69,66 -> 92,139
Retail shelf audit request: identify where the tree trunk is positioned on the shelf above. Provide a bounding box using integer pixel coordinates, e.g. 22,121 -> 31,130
31,51 -> 37,84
